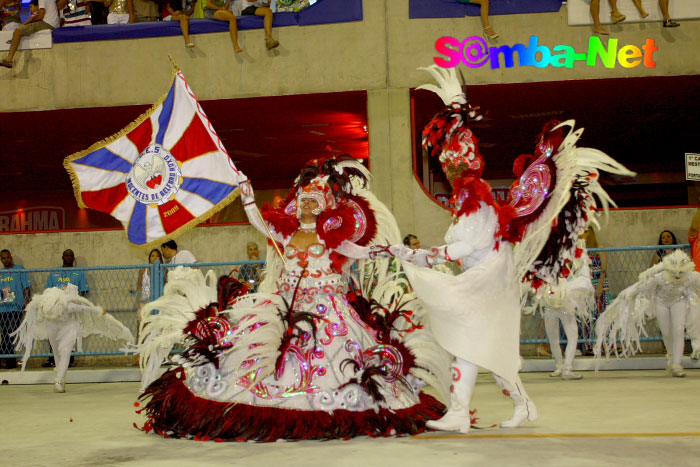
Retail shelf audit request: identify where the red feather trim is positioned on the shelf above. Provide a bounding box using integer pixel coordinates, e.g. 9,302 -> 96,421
496,204 -> 521,243
138,371 -> 445,442
329,251 -> 348,274
512,153 -> 535,178
317,204 -> 357,249
451,176 -> 495,218
261,205 -> 299,239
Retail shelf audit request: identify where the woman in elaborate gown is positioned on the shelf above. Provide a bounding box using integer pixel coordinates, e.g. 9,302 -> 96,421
137,156 -> 449,441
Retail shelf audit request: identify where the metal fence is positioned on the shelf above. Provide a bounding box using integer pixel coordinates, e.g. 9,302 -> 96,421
0,246 -> 689,359
520,244 -> 691,345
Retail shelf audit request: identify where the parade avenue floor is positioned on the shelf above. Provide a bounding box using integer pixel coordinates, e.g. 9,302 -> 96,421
1,368 -> 699,467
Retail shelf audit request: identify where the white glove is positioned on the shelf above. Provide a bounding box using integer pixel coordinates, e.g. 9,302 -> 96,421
389,244 -> 415,260
239,178 -> 255,206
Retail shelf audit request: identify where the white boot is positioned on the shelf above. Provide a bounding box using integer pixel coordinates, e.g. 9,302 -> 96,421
426,359 -> 476,434
670,364 -> 686,378
691,339 -> 700,360
53,378 -> 66,393
550,363 -> 563,377
494,374 -> 537,428
426,399 -> 471,433
561,366 -> 583,380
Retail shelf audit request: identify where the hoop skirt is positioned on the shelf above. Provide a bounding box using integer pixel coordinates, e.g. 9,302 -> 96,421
138,244 -> 445,441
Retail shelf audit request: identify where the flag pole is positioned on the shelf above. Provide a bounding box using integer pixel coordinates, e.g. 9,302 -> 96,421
255,206 -> 287,267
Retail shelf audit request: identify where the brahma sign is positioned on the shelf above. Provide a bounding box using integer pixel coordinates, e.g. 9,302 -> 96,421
0,207 -> 65,233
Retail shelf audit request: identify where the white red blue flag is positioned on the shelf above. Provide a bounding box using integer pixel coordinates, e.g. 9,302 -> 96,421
64,70 -> 245,247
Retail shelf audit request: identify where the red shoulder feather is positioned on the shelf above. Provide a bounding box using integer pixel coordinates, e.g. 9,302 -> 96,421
261,205 -> 299,239
317,204 -> 356,249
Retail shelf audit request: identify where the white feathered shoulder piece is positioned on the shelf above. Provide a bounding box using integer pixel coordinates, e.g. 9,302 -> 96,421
511,120 -> 636,283
12,283 -> 134,371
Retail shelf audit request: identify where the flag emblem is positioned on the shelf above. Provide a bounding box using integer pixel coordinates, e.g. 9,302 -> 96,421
64,70 -> 245,247
126,144 -> 182,205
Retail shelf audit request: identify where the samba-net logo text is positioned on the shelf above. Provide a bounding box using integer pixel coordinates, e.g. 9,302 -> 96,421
434,36 -> 658,69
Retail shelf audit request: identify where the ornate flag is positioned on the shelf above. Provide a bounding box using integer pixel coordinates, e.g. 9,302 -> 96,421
64,69 -> 245,247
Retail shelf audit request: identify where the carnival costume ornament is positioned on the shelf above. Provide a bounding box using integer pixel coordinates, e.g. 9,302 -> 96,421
392,65 -> 635,433
594,250 -> 700,377
135,155 -> 451,441
519,134 -> 633,379
12,284 -> 134,393
63,68 -> 246,248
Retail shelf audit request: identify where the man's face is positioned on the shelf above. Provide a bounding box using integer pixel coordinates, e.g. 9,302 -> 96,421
161,246 -> 174,260
62,250 -> 75,267
0,251 -> 13,268
247,243 -> 259,260
408,237 -> 421,249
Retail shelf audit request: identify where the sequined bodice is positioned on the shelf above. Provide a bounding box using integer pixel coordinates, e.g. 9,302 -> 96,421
653,274 -> 689,304
284,243 -> 326,260
278,243 -> 345,306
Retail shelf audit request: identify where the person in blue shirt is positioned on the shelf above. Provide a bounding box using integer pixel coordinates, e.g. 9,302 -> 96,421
45,249 -> 89,297
42,249 -> 89,367
0,249 -> 31,369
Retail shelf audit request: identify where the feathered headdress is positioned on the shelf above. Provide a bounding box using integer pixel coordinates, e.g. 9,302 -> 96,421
283,154 -> 371,217
418,66 -> 484,180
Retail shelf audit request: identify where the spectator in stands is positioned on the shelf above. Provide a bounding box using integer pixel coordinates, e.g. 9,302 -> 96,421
45,249 -> 89,297
132,248 -> 164,305
0,0 -> 22,31
42,248 -> 88,367
87,0 -> 109,24
105,0 -> 130,24
0,0 -> 60,69
165,0 -> 196,47
205,0 -> 243,53
128,0 -> 159,22
590,0 -> 626,35
403,234 -> 420,250
456,0 -> 498,41
161,239 -> 197,264
235,241 -> 263,292
240,0 -> 279,50
632,0 -> 679,27
649,229 -> 678,267
0,249 -> 31,370
57,0 -> 92,27
129,248 -> 164,364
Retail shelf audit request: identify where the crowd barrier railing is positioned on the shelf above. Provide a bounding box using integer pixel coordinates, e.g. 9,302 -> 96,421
0,246 -> 690,359
519,244 -> 691,345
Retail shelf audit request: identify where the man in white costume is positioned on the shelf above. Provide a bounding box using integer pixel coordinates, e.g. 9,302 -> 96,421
390,67 -> 634,433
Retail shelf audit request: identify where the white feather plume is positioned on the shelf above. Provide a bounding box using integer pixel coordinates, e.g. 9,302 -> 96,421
137,266 -> 217,389
416,65 -> 466,106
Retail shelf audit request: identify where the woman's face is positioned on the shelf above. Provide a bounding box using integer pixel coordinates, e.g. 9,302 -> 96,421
299,197 -> 320,218
661,231 -> 675,245
149,250 -> 162,263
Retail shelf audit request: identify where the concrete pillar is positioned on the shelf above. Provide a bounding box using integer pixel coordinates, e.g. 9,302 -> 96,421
367,87 -> 415,236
